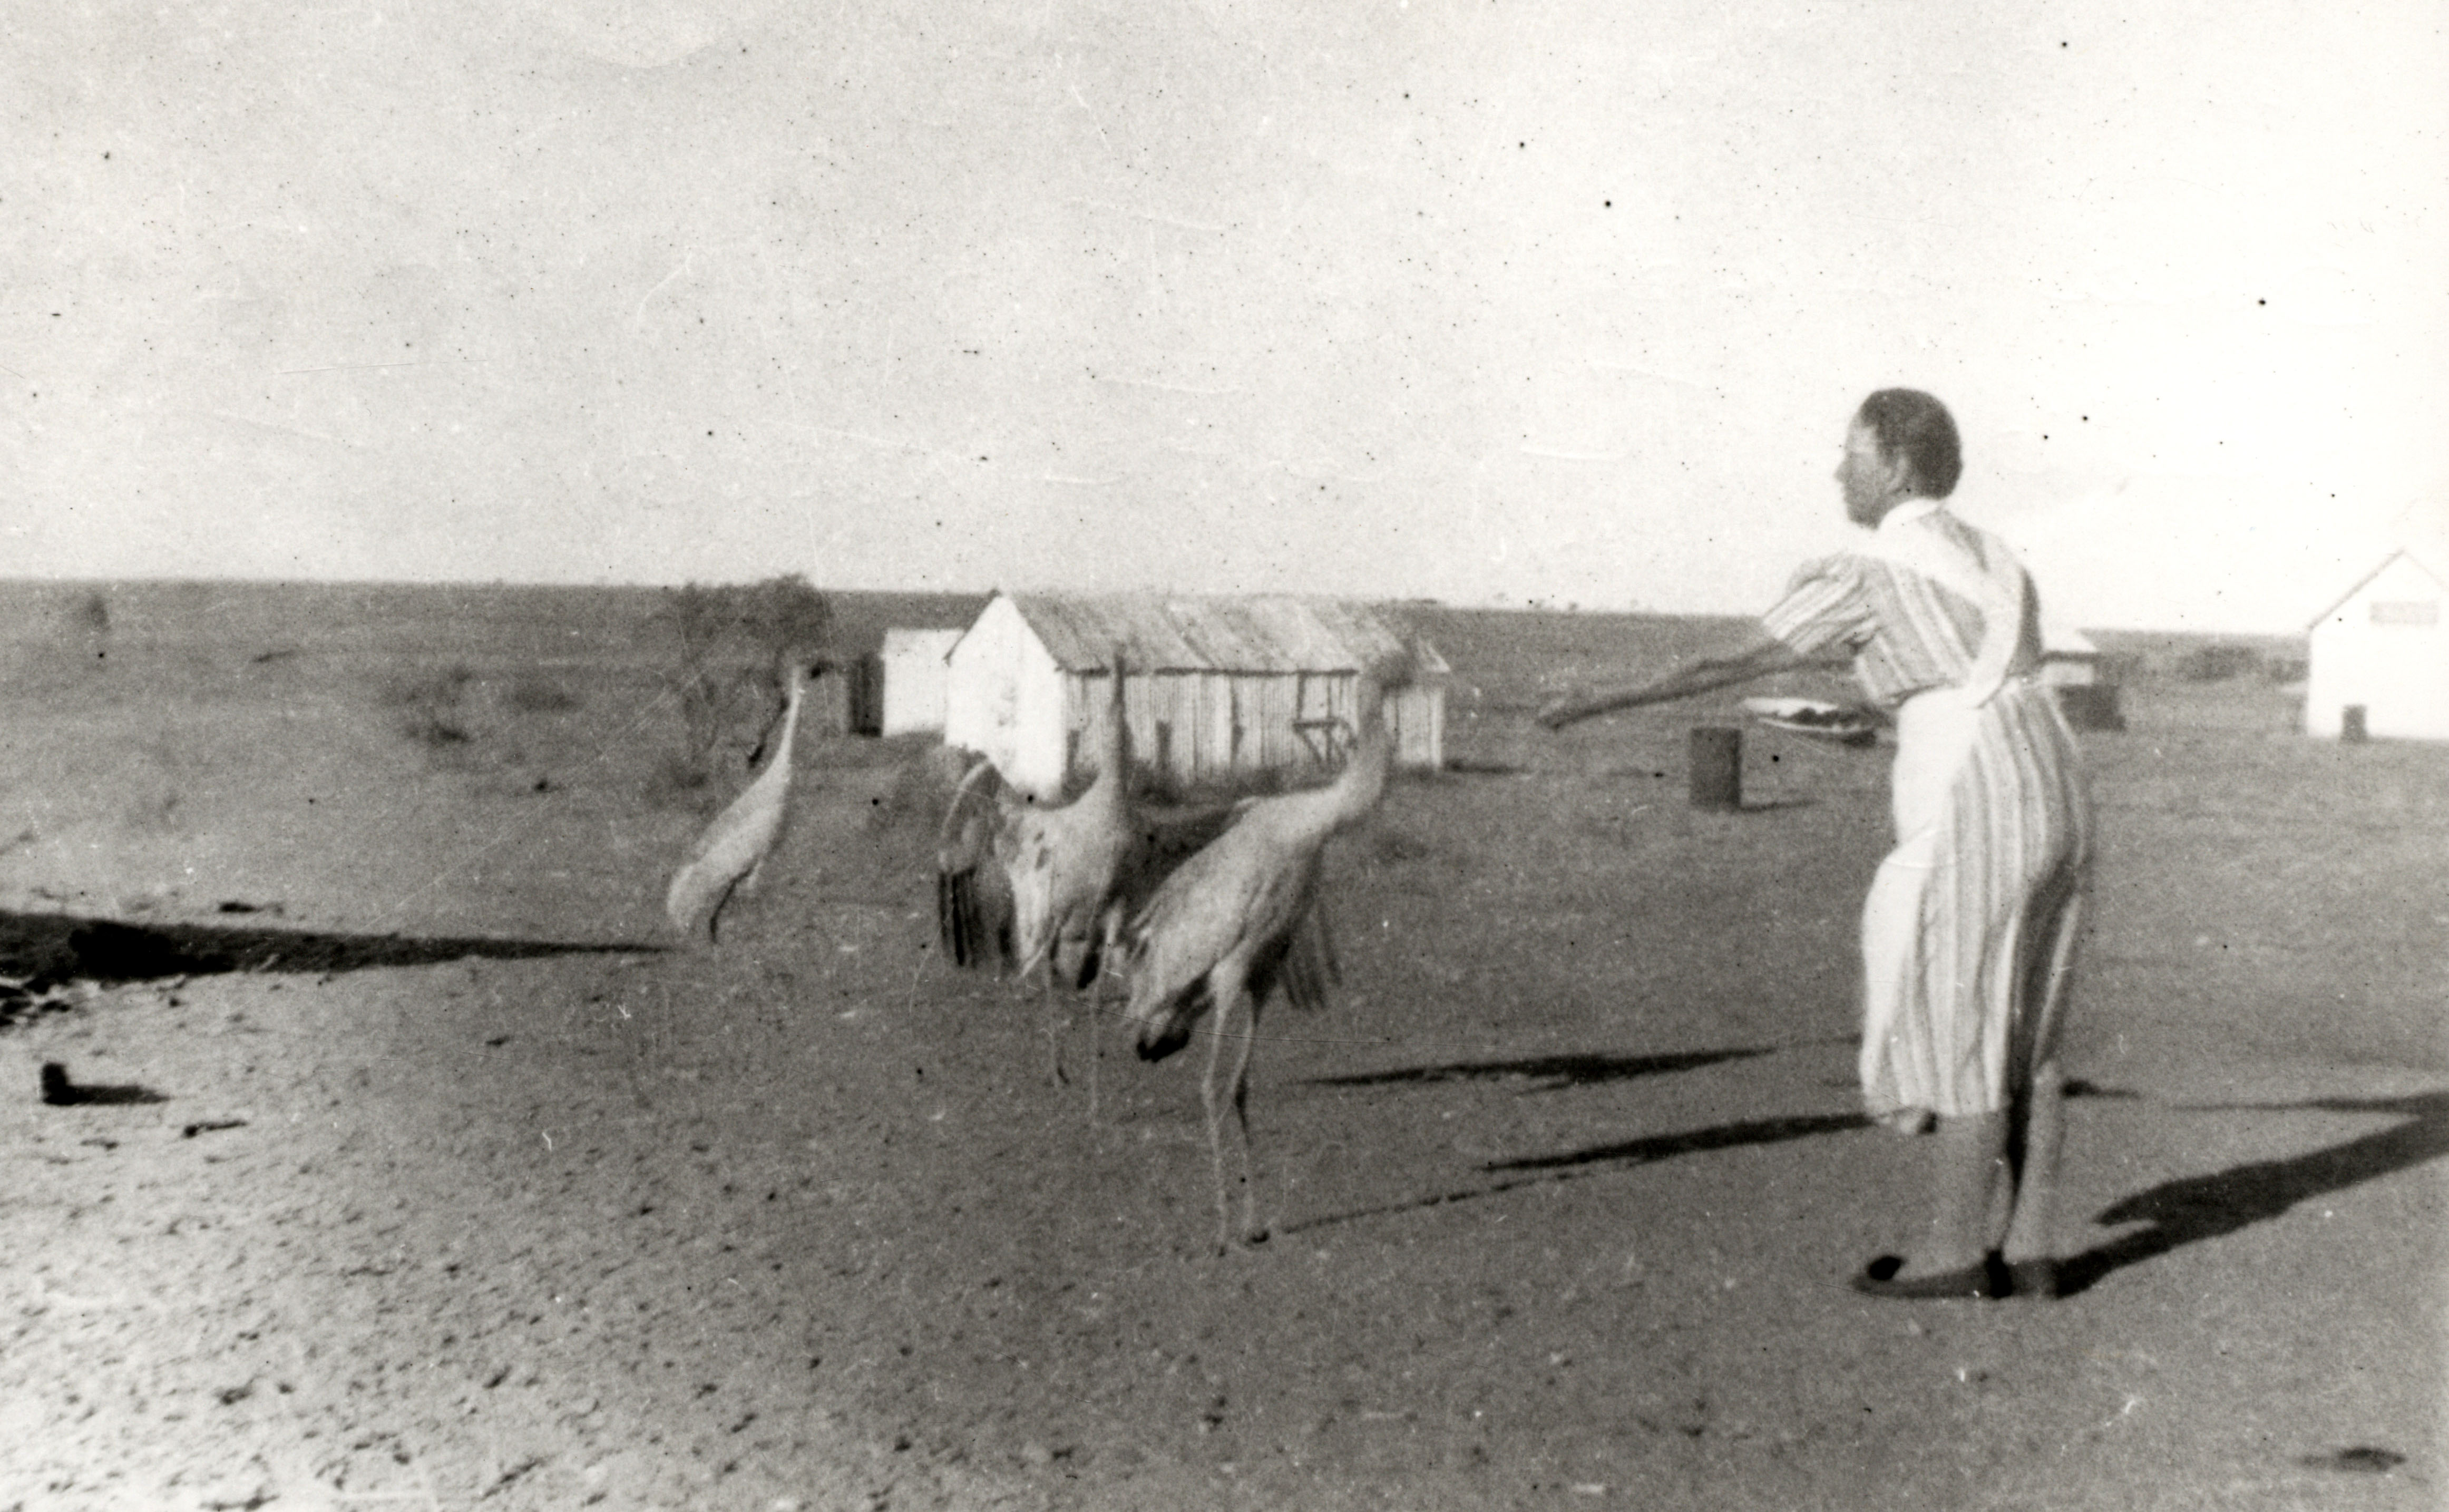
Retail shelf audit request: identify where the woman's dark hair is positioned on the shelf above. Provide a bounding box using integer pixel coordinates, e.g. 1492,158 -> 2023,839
1855,389 -> 1962,498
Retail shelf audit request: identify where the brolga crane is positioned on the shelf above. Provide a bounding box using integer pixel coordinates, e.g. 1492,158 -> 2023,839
935,649 -> 1243,1101
1006,648 -> 1141,1003
666,660 -> 807,943
935,649 -> 1141,1089
1120,650 -> 1409,1252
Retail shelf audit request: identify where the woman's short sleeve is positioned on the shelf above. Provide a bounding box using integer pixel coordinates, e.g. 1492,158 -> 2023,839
1760,554 -> 1875,658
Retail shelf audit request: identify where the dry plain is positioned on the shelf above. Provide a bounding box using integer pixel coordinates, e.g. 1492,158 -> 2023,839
1,582 -> 2443,1511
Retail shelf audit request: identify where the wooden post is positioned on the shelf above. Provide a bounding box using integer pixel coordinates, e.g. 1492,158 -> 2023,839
1689,726 -> 1743,811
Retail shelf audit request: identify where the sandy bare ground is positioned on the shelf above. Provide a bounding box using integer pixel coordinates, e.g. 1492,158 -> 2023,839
2,597 -> 2443,1510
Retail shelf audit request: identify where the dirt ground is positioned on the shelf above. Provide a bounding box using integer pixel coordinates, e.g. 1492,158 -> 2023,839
2,591 -> 2444,1511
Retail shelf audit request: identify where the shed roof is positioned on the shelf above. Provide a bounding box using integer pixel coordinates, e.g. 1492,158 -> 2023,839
881,627 -> 962,660
2305,549 -> 2447,630
991,591 -> 1449,677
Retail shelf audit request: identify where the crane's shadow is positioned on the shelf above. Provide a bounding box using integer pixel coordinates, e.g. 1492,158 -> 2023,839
0,908 -> 654,1026
39,1060 -> 167,1105
1286,1041 -> 1864,1235
2057,1089 -> 2449,1298
1310,1045 -> 1778,1094
1281,1108 -> 1872,1236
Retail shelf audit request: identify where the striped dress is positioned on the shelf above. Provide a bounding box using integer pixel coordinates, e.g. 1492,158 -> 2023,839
1761,501 -> 2094,1129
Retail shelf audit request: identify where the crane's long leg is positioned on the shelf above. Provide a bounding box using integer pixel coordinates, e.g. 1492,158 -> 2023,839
1227,990 -> 1265,1245
1084,915 -> 1117,1126
1200,967 -> 1264,1251
705,874 -> 745,944
1033,954 -> 1069,1087
1081,972 -> 1101,1124
1197,981 -> 1237,1252
938,869 -> 970,966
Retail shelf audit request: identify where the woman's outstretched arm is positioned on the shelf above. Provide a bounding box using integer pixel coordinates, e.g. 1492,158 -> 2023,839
1536,630 -> 1812,730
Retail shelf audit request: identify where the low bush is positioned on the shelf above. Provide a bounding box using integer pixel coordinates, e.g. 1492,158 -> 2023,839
379,664 -> 476,708
503,674 -> 581,713
382,664 -> 479,750
644,752 -> 717,812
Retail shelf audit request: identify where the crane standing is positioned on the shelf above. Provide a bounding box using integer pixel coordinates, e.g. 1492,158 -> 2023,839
1120,651 -> 1409,1251
665,660 -> 807,943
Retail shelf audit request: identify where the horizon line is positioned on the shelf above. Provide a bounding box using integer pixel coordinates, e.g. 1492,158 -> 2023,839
0,574 -> 2311,640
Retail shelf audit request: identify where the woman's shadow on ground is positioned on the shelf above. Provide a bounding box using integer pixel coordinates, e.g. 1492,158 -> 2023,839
1291,1056 -> 2449,1296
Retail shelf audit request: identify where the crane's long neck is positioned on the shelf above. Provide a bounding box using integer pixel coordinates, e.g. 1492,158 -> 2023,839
1319,677 -> 1394,829
765,672 -> 804,777
1082,658 -> 1131,807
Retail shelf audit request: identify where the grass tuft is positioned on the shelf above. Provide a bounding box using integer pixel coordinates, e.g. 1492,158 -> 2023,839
382,664 -> 480,751
502,674 -> 581,714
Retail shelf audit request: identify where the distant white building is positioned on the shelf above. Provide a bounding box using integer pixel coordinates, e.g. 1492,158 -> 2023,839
943,590 -> 1448,800
879,628 -> 962,736
2040,621 -> 2104,687
2039,619 -> 2124,731
2304,550 -> 2449,740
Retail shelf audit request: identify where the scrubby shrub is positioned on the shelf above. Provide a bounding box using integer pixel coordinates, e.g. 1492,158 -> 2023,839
665,576 -> 833,679
503,674 -> 581,713
122,786 -> 182,835
383,664 -> 477,748
645,752 -> 717,812
397,708 -> 473,748
662,662 -> 775,794
72,590 -> 110,648
381,664 -> 476,708
43,588 -> 113,670
660,575 -> 834,788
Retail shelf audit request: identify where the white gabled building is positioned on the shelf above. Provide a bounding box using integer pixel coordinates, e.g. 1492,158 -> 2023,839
2304,550 -> 2449,740
879,628 -> 962,736
943,591 -> 1448,800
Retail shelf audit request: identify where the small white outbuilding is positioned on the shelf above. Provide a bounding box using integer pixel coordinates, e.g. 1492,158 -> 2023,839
879,628 -> 962,736
943,590 -> 1448,800
2304,550 -> 2449,740
2039,621 -> 2104,687
2039,619 -> 2126,731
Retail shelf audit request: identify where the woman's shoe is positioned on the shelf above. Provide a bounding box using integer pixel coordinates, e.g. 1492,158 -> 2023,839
1849,1253 -> 2001,1300
2003,1257 -> 2060,1300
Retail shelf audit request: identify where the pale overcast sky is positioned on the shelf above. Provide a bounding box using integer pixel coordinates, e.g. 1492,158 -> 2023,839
5,2 -> 2443,632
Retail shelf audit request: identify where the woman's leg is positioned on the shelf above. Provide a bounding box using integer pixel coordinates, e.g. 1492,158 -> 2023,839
2001,862 -> 2087,1279
1896,1109 -> 2007,1277
2001,1061 -> 2065,1265
1859,838 -> 1940,1131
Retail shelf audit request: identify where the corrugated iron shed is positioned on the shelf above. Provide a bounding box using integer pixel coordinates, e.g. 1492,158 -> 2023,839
998,592 -> 1449,677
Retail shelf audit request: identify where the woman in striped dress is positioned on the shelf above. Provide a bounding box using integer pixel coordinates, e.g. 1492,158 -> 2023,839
1539,389 -> 2093,1300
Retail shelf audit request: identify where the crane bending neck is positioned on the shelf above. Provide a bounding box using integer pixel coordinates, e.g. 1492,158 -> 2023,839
1321,687 -> 1394,825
